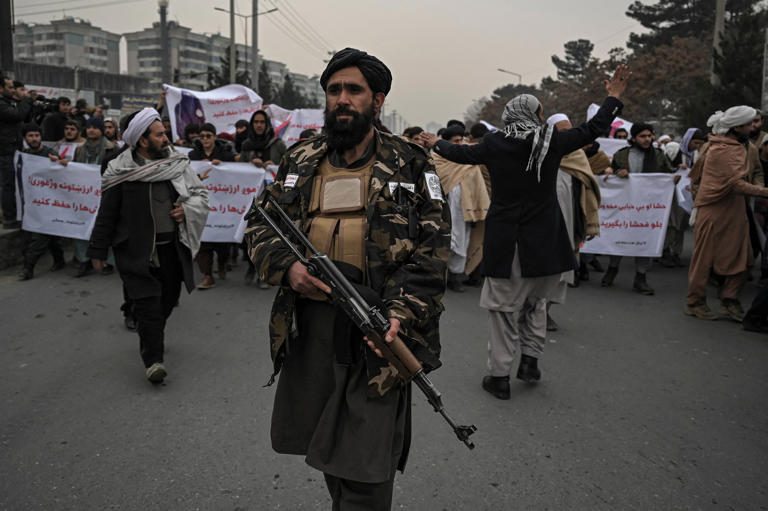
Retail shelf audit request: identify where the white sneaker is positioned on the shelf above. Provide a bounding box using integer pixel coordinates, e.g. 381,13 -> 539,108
146,363 -> 167,383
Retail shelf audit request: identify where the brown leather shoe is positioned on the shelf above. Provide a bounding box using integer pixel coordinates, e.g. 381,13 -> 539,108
684,302 -> 718,321
197,274 -> 216,289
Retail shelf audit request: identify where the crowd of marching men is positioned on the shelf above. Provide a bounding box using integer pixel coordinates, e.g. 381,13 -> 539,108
4,74 -> 768,335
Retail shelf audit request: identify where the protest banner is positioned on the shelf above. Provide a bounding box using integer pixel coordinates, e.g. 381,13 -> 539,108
675,169 -> 693,214
15,152 -> 102,240
55,141 -> 82,160
189,161 -> 266,243
582,173 -> 676,258
164,84 -> 263,143
165,84 -> 323,148
595,137 -> 629,158
587,103 -> 633,138
266,105 -> 324,147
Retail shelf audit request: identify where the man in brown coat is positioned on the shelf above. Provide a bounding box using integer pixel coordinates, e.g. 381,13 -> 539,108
686,106 -> 768,321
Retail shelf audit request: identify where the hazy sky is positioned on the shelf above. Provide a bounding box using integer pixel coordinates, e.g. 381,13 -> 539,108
14,0 -> 641,127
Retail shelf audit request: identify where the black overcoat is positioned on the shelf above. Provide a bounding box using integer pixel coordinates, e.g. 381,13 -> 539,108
87,180 -> 195,298
434,97 -> 622,279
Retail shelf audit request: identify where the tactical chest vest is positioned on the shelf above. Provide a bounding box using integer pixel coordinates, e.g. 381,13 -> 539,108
307,157 -> 374,273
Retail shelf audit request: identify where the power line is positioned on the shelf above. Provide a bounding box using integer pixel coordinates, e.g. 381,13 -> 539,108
261,10 -> 327,60
263,0 -> 326,55
276,0 -> 333,52
16,0 -> 148,17
281,0 -> 333,49
16,0 -> 86,9
264,0 -> 330,56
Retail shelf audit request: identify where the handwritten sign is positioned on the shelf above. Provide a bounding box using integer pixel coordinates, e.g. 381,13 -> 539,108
189,161 -> 265,243
582,173 -> 676,257
16,152 -> 102,240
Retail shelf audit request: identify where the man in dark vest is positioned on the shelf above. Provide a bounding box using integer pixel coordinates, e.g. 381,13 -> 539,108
245,48 -> 450,510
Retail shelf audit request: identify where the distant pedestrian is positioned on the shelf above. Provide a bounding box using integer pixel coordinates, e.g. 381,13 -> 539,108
0,73 -> 33,229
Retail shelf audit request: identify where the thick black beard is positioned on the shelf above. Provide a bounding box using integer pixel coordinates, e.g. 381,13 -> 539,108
325,104 -> 375,152
147,140 -> 170,160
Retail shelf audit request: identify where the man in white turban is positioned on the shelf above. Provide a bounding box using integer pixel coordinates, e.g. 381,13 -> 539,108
87,108 -> 209,383
685,106 -> 768,322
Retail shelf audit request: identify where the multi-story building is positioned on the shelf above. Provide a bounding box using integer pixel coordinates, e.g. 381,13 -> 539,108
14,18 -> 120,74
124,21 -> 253,90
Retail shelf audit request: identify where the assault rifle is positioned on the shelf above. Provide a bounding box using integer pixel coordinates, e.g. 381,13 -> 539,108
257,195 -> 477,450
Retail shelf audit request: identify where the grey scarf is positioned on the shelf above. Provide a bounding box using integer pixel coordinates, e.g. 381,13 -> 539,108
80,137 -> 107,164
103,149 -> 209,257
501,94 -> 555,182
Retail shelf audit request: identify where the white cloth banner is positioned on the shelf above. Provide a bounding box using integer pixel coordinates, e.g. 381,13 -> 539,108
164,84 -> 263,143
595,137 -> 629,158
164,84 -> 325,148
190,161 -> 265,243
267,106 -> 324,147
581,174 -> 676,257
16,152 -> 101,240
675,169 -> 693,214
16,153 -> 265,244
588,103 -> 633,138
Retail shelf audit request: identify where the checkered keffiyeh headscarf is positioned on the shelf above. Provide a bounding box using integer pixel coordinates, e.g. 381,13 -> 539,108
501,94 -> 554,182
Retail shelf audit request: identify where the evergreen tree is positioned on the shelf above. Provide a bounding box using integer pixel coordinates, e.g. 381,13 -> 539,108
258,61 -> 276,104
276,74 -> 302,109
713,5 -> 768,110
551,39 -> 596,82
207,46 -> 250,89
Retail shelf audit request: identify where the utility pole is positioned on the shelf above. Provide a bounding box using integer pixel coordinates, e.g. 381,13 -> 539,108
0,0 -> 13,73
711,0 -> 726,87
158,0 -> 171,85
763,29 -> 768,112
229,0 -> 236,84
252,0 -> 259,93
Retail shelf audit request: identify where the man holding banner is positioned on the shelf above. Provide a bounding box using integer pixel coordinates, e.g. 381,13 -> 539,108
601,122 -> 673,295
88,108 -> 209,384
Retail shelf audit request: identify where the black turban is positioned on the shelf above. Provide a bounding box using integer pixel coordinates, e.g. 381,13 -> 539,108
441,125 -> 465,141
630,122 -> 654,139
320,47 -> 392,95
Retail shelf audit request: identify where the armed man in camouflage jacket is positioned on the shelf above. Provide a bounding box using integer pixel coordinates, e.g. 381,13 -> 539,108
244,48 -> 450,510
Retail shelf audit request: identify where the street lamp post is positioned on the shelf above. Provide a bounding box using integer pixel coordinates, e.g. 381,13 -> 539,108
229,0 -> 236,84
158,0 -> 171,85
497,68 -> 522,85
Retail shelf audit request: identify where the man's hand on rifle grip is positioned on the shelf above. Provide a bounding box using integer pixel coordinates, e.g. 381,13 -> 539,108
365,318 -> 400,358
287,261 -> 331,301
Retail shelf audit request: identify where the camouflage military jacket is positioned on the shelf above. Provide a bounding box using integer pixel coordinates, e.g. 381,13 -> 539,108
244,130 -> 451,396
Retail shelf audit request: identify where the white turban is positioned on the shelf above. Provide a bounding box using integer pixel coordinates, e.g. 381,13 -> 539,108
707,106 -> 757,135
122,108 -> 162,148
658,134 -> 672,144
546,113 -> 570,127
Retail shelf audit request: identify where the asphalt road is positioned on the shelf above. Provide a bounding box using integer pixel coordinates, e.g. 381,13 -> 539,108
1,253 -> 767,511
